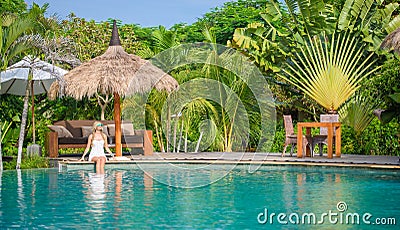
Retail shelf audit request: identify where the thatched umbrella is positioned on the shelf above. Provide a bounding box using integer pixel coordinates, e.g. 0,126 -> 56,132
57,21 -> 178,156
381,27 -> 400,54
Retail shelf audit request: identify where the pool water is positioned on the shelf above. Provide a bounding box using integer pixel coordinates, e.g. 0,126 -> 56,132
0,165 -> 399,229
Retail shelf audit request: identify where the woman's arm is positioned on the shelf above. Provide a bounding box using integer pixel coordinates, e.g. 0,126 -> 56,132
80,134 -> 92,161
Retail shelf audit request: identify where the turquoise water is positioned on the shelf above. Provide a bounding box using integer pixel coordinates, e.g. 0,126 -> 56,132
0,165 -> 399,229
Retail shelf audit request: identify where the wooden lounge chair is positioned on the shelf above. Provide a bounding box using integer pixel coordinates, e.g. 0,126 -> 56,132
282,115 -> 312,157
311,114 -> 339,156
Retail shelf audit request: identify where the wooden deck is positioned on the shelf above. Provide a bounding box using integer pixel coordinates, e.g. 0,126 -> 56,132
54,152 -> 400,170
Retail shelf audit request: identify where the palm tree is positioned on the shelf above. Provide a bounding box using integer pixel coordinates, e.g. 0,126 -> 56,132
122,91 -> 166,152
0,5 -> 46,170
134,26 -> 182,152
1,4 -> 78,169
14,35 -> 78,169
200,27 -> 257,152
279,32 -> 380,113
168,86 -> 219,152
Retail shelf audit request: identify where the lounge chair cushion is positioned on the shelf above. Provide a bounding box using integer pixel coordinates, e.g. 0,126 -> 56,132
81,126 -> 93,137
109,135 -> 143,144
47,125 -> 73,138
58,137 -> 88,144
107,123 -> 135,136
80,126 -> 109,137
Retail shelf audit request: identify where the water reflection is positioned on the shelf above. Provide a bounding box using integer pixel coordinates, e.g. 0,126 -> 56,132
88,173 -> 106,200
113,171 -> 123,221
48,170 -> 58,191
143,172 -> 153,208
82,172 -> 109,222
17,169 -> 26,224
281,170 -> 347,214
144,172 -> 153,191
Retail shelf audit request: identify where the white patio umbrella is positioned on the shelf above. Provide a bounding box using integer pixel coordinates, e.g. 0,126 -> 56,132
1,56 -> 67,95
0,56 -> 67,168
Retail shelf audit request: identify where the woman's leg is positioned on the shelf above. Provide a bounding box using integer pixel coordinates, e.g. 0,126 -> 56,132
91,157 -> 101,173
99,157 -> 106,174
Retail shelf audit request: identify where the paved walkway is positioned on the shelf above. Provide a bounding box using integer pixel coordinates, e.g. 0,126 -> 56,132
56,152 -> 400,169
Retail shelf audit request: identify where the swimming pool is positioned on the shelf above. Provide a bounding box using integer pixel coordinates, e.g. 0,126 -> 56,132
0,165 -> 399,229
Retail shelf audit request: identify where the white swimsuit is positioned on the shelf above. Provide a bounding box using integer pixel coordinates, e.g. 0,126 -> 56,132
89,139 -> 106,161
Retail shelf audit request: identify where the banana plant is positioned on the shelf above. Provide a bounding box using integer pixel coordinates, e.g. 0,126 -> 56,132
279,32 -> 380,112
337,0 -> 400,51
229,0 -> 335,74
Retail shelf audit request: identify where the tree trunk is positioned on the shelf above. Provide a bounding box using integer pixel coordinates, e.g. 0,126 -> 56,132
177,119 -> 184,153
172,117 -> 178,152
31,81 -> 35,144
184,129 -> 188,153
195,131 -> 203,152
166,106 -> 171,152
159,126 -> 165,152
100,105 -> 106,121
114,93 -> 122,157
96,94 -> 110,121
154,120 -> 164,152
16,82 -> 30,169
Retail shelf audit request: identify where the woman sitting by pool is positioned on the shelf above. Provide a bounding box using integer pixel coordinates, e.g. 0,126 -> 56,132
80,121 -> 113,174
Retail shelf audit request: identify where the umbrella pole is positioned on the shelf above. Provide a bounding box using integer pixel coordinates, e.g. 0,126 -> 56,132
31,80 -> 35,144
114,93 -> 122,157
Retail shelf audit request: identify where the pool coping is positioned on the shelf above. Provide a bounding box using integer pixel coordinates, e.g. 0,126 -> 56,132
55,152 -> 400,170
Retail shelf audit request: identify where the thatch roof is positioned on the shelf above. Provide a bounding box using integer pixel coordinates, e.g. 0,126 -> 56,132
381,27 -> 400,54
54,21 -> 178,100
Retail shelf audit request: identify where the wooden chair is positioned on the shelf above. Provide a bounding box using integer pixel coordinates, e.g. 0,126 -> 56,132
311,114 -> 339,156
282,115 -> 312,157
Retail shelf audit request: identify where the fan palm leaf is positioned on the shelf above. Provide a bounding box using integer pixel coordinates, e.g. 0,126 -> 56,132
280,32 -> 380,112
339,94 -> 377,135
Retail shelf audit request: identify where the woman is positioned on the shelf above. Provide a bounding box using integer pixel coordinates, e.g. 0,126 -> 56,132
80,121 -> 113,174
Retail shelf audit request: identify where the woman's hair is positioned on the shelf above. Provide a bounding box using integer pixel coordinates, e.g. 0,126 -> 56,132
91,121 -> 107,145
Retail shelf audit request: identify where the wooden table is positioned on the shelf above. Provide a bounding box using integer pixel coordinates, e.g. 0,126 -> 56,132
297,122 -> 341,159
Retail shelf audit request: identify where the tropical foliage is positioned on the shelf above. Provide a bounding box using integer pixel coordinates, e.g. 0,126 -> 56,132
0,3 -> 54,169
1,0 -> 399,170
57,14 -> 142,61
337,0 -> 400,51
0,0 -> 26,15
0,3 -> 46,70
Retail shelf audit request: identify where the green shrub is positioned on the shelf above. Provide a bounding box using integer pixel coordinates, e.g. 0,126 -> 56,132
3,155 -> 49,170
270,125 -> 285,153
341,118 -> 399,155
